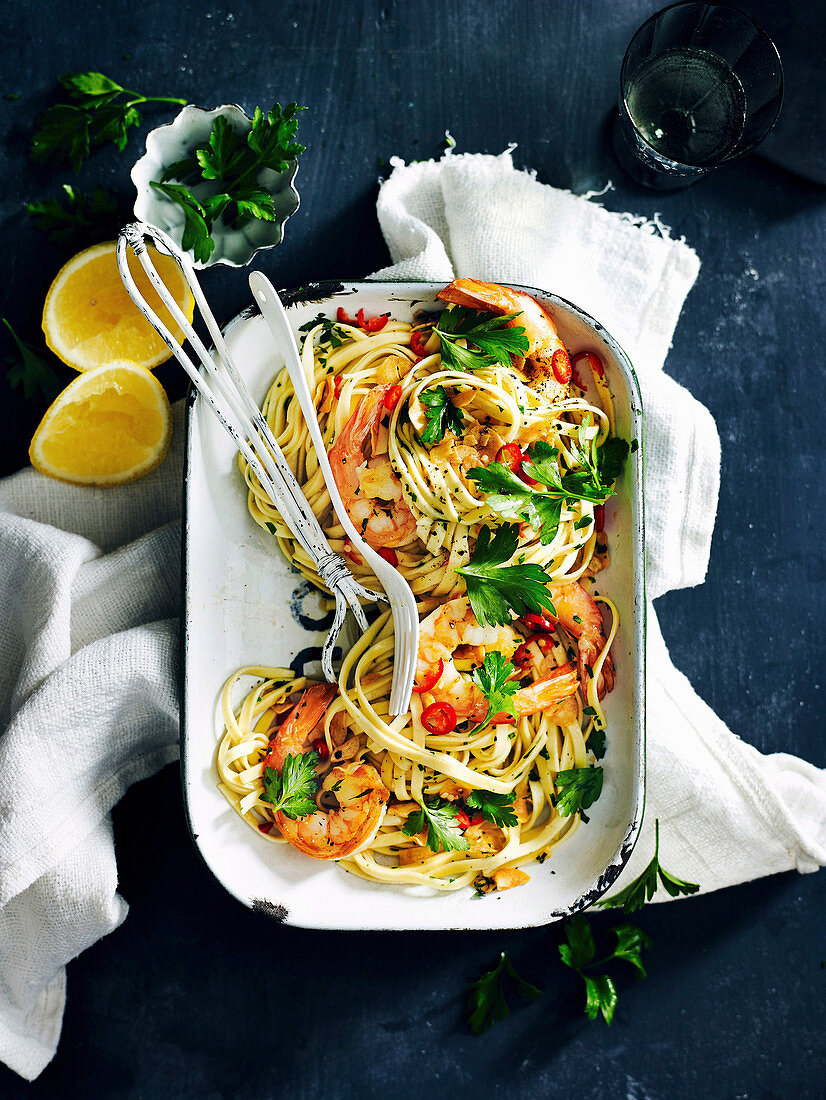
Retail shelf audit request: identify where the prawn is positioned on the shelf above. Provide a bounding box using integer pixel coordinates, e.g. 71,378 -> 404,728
262,683 -> 389,861
437,278 -> 570,399
550,582 -> 614,700
416,596 -> 579,723
328,385 -> 417,549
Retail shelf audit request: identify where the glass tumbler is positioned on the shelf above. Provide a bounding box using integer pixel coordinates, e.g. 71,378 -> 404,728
613,1 -> 783,189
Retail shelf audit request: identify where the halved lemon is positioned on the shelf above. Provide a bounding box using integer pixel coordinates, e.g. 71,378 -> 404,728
29,361 -> 172,486
42,241 -> 194,372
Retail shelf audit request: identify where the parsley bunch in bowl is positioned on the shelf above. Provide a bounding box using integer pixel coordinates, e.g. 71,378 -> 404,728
139,102 -> 305,267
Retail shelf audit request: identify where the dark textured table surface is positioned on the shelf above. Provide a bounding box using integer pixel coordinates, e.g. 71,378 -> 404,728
1,1 -> 825,1097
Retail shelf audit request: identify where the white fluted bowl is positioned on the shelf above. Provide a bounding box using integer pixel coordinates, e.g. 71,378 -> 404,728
131,103 -> 300,270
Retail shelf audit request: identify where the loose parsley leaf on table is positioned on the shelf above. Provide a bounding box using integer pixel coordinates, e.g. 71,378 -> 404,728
596,819 -> 700,912
31,71 -> 186,171
418,384 -> 465,445
152,103 -> 306,263
468,651 -> 520,735
466,789 -> 518,829
457,523 -> 557,627
435,306 -> 529,372
559,913 -> 651,1025
26,184 -> 119,244
554,766 -> 604,817
261,751 -> 320,820
466,952 -> 542,1034
402,798 -> 469,853
2,319 -> 63,402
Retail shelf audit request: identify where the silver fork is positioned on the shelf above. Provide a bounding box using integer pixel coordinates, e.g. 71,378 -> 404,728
249,272 -> 419,717
116,221 -> 385,690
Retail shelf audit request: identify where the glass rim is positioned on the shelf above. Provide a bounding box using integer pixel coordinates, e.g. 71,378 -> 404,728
619,0 -> 784,167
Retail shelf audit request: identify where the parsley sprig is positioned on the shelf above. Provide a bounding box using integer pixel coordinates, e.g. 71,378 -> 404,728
151,103 -> 306,264
468,652 -> 519,735
435,306 -> 529,372
261,751 -> 320,820
525,427 -> 629,503
26,184 -> 119,244
418,385 -> 465,445
554,766 -> 604,817
596,819 -> 700,912
467,460 -> 565,544
31,71 -> 186,171
402,798 -> 469,853
457,523 -> 557,627
559,914 -> 651,1025
2,319 -> 63,402
468,434 -> 628,543
466,952 -> 542,1034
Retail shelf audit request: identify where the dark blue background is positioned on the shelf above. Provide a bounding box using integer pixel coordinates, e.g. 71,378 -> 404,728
1,1 -> 824,1097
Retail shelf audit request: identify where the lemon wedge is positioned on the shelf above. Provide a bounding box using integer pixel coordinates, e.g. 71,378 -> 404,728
42,241 -> 194,372
29,361 -> 172,486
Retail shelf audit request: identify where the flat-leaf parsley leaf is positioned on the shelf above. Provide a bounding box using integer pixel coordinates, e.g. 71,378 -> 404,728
554,766 -> 604,817
457,523 -> 557,627
435,306 -> 529,372
468,651 -> 519,735
2,319 -> 63,402
466,789 -> 518,828
261,751 -> 320,820
31,71 -> 186,171
559,913 -> 651,1025
596,819 -> 699,912
402,798 -> 469,853
418,385 -> 465,445
466,952 -> 542,1034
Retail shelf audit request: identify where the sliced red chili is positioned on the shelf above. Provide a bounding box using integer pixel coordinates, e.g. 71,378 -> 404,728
421,700 -> 457,735
333,375 -> 343,398
594,504 -> 605,533
551,347 -> 572,385
456,809 -> 484,830
337,306 -> 356,325
412,658 -> 444,694
513,633 -> 555,668
496,442 -> 523,475
520,612 -> 557,633
258,821 -> 274,834
410,330 -> 429,357
384,384 -> 402,411
357,308 -> 389,332
310,737 -> 329,761
571,350 -> 604,378
377,546 -> 398,566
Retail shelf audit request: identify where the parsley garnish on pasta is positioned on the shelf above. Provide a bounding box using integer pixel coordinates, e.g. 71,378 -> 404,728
435,306 -> 529,371
457,524 -> 557,626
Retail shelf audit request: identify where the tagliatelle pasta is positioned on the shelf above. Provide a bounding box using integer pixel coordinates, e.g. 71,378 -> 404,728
216,280 -> 624,895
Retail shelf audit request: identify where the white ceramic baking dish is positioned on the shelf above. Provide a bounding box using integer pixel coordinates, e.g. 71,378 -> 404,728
181,281 -> 645,929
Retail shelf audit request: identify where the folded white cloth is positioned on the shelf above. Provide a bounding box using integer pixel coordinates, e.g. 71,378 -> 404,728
1,150 -> 824,1082
374,150 -> 826,896
0,409 -> 184,1081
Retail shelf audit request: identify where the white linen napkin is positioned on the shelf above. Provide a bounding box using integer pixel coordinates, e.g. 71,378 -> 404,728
1,150 -> 824,1082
